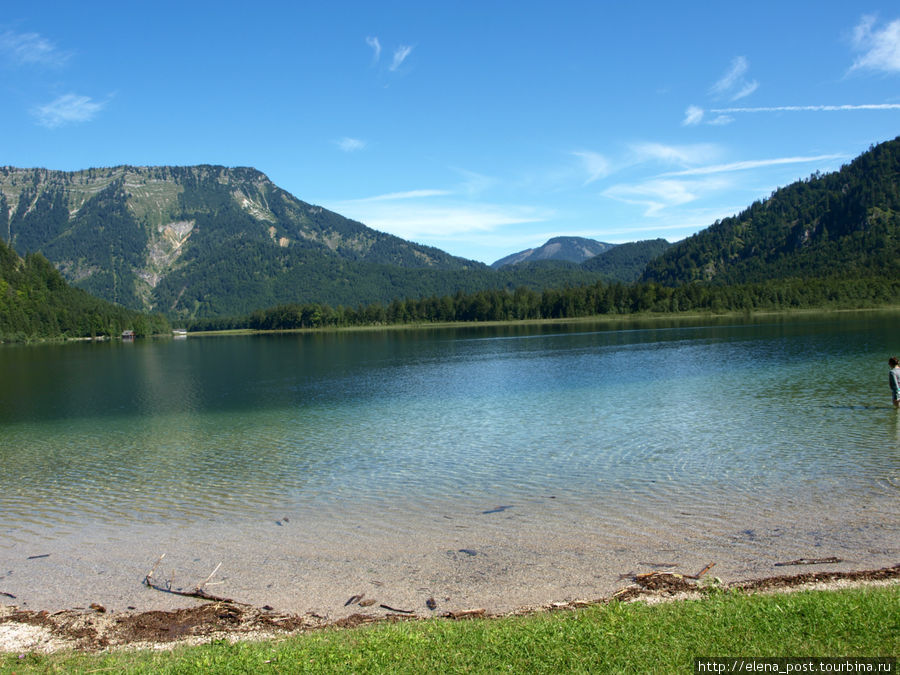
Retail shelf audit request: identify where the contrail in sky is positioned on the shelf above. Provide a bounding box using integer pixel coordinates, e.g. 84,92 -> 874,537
711,103 -> 900,113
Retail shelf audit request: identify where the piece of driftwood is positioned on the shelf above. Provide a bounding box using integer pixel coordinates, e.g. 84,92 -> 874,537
445,608 -> 486,619
774,556 -> 842,567
142,555 -> 235,603
0,591 -> 16,599
685,562 -> 716,579
345,594 -> 364,606
636,562 -> 715,581
379,603 -> 414,614
144,579 -> 234,603
27,554 -> 50,560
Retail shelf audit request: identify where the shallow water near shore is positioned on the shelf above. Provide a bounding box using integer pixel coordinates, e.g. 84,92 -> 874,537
1,312 -> 897,616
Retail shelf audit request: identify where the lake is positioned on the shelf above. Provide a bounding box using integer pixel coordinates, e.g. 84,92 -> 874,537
1,312 -> 897,615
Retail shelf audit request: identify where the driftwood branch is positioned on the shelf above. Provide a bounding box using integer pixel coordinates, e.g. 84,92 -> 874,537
685,562 -> 716,579
142,555 -> 235,603
379,603 -> 414,614
445,608 -> 486,619
636,562 -> 715,581
774,557 -> 842,567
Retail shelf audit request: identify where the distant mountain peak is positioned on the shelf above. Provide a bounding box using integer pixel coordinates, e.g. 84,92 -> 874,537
492,236 -> 614,268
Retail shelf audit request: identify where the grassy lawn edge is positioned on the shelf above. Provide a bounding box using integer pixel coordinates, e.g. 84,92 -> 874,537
3,584 -> 897,673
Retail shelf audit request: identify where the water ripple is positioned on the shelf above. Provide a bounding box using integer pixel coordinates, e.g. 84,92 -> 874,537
1,315 -> 898,544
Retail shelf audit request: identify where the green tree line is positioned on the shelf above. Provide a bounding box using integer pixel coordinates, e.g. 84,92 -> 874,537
187,275 -> 900,332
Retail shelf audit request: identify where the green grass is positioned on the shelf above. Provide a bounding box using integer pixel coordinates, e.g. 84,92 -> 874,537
2,586 -> 897,673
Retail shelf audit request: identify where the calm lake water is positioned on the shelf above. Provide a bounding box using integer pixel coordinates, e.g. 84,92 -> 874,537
1,312 -> 898,550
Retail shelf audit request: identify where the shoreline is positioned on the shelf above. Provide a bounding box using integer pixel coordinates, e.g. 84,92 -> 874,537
187,304 -> 900,337
1,566 -> 897,653
2,494 -> 896,641
6,304 -> 900,345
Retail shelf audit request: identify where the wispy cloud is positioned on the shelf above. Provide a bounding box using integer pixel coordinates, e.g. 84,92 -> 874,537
365,36 -> 381,62
597,214 -> 737,239
349,189 -> 452,202
329,188 -> 548,241
708,114 -> 734,126
572,150 -> 611,184
660,154 -> 846,177
0,29 -> 69,67
390,45 -> 413,71
629,142 -> 721,166
732,80 -> 759,100
710,56 -> 746,95
451,168 -> 498,196
682,105 -> 704,126
366,37 -> 414,75
569,143 -> 722,190
682,107 -> 735,127
603,178 -> 728,216
371,205 -> 545,237
32,93 -> 107,128
336,137 -> 366,152
710,56 -> 758,101
851,15 -> 900,73
339,202 -> 548,238
603,150 -> 848,220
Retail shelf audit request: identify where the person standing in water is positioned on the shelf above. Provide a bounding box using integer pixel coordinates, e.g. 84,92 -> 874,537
889,357 -> 900,408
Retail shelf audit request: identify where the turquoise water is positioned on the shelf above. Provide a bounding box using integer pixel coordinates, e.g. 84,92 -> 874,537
1,313 -> 898,542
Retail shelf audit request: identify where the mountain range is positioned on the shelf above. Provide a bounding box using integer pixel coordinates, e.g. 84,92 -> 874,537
1,136 -> 897,322
0,166 -> 661,319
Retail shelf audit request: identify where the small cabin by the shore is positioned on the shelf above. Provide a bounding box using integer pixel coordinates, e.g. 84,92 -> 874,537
122,330 -> 135,340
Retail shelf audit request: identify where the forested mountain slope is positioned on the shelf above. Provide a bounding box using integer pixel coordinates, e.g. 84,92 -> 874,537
0,165 -> 493,319
0,237 -> 168,340
581,239 -> 671,282
642,137 -> 900,285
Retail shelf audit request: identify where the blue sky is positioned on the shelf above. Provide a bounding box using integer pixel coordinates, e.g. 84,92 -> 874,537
2,2 -> 899,264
